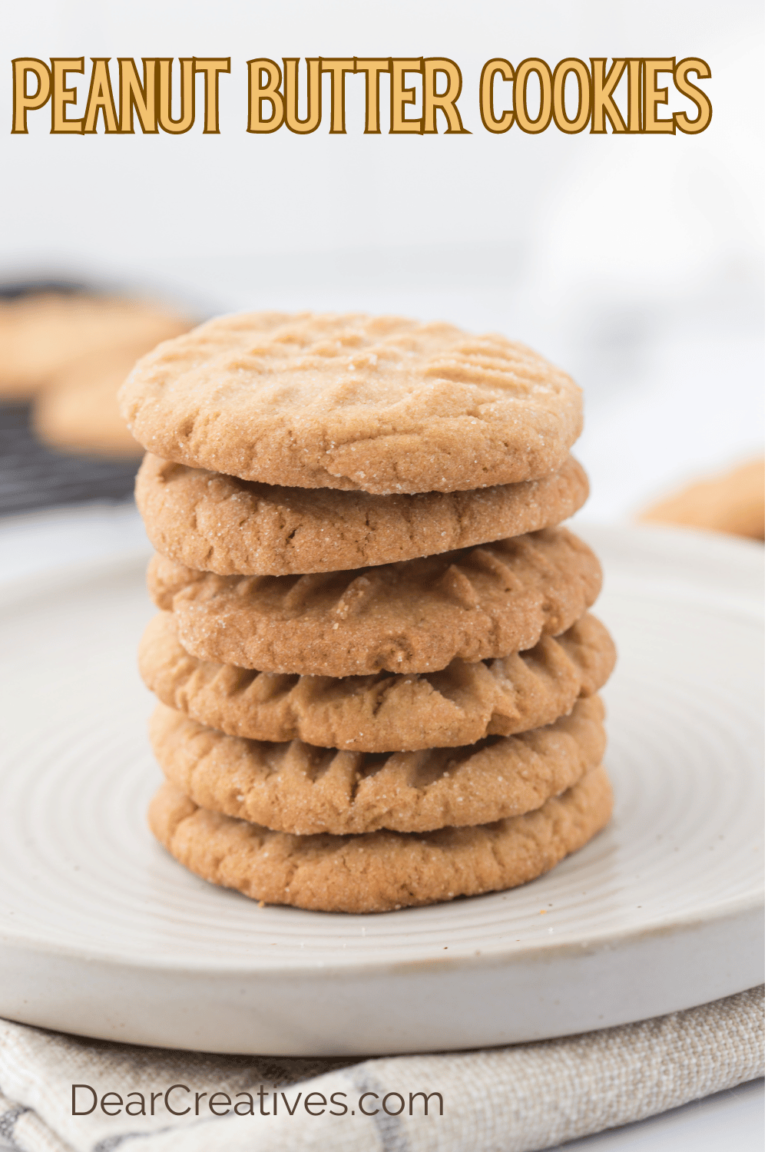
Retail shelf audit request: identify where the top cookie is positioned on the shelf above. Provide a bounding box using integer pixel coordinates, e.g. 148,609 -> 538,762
119,312 -> 583,494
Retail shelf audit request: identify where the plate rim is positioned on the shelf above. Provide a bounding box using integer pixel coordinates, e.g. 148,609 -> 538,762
0,886 -> 762,976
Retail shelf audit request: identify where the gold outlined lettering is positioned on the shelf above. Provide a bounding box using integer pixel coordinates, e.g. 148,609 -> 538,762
12,58 -> 51,133
156,58 -> 195,133
590,58 -> 627,133
479,58 -> 514,132
195,58 -> 230,133
246,59 -> 284,132
50,58 -> 84,133
283,57 -> 322,133
643,58 -> 676,133
118,58 -> 158,133
83,58 -> 119,133
8,53 -> 714,137
514,58 -> 552,133
422,58 -> 468,134
626,58 -> 642,132
354,59 -> 389,133
552,58 -> 591,133
673,58 -> 712,133
321,58 -> 355,133
389,58 -> 422,134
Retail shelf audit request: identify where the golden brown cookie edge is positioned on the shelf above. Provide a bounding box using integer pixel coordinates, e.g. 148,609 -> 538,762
148,764 -> 613,913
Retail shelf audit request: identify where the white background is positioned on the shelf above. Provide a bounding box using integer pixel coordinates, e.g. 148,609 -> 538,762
0,7 -> 763,1144
1,0 -> 764,515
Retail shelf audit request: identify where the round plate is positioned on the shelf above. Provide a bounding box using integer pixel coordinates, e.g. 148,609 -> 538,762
0,524 -> 763,1055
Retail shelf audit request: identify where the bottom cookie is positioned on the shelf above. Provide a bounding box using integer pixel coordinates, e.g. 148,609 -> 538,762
148,765 -> 612,913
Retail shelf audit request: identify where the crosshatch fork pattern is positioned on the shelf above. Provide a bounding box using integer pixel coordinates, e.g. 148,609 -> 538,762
139,611 -> 616,751
147,527 -> 603,676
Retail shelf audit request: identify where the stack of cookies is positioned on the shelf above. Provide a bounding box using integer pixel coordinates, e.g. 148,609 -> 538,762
120,312 -> 616,914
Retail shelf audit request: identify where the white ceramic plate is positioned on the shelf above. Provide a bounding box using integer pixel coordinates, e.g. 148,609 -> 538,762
0,524 -> 763,1056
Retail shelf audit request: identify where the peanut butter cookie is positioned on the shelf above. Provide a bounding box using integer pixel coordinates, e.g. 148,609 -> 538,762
148,764 -> 613,912
150,695 -> 606,835
139,611 -> 615,750
120,312 -> 582,494
136,453 -> 588,576
147,527 -> 602,677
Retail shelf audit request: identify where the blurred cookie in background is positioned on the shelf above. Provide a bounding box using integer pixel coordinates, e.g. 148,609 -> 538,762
33,342 -> 152,458
639,458 -> 765,541
0,291 -> 192,399
0,282 -> 196,514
